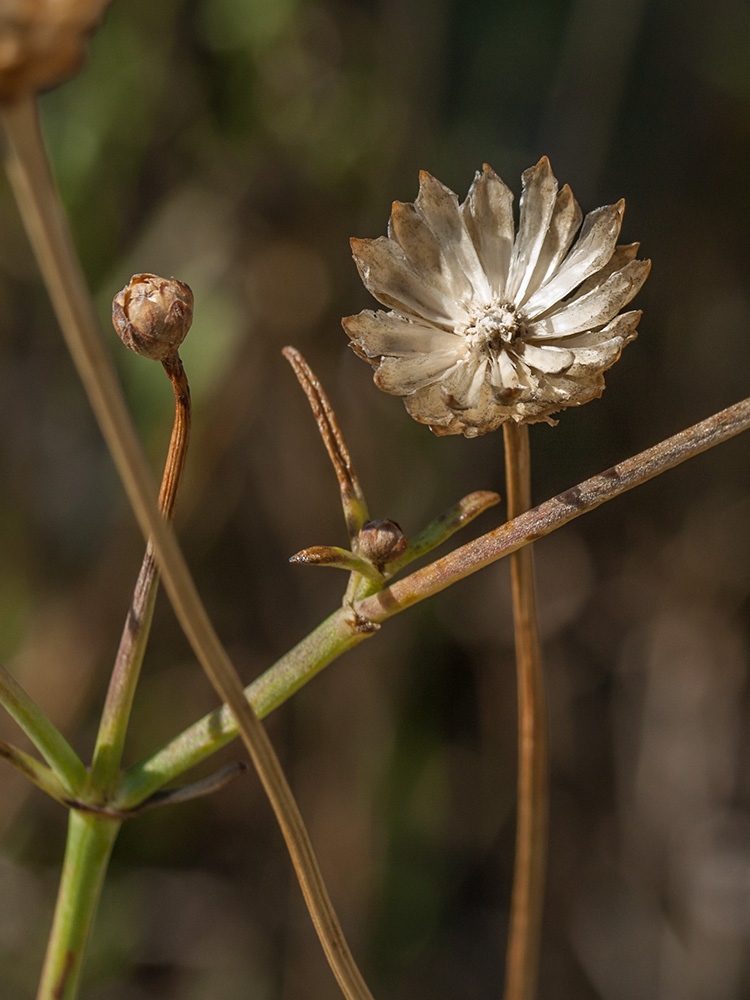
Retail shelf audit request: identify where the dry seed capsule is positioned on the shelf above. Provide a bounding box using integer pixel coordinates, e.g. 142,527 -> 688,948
112,274 -> 193,361
357,519 -> 407,571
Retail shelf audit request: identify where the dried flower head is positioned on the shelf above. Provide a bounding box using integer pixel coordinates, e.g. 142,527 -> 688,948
0,0 -> 109,102
343,158 -> 650,437
112,274 -> 193,362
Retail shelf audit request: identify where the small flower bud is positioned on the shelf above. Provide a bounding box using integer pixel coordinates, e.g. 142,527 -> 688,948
112,274 -> 193,361
356,519 -> 407,570
0,0 -> 109,102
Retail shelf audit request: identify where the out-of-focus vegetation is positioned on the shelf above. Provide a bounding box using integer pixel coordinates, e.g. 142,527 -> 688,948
1,0 -> 750,997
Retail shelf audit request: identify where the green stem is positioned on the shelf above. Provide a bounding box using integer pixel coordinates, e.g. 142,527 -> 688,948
0,739 -> 70,802
36,811 -> 121,1000
0,660 -> 86,793
116,606 -> 364,809
118,394 -> 750,811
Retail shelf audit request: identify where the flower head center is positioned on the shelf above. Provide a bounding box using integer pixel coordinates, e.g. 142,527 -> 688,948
464,304 -> 522,356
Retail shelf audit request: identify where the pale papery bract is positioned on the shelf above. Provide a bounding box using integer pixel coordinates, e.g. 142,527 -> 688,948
343,158 -> 651,437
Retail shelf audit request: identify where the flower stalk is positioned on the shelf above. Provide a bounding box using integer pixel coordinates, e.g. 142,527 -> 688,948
502,423 -> 547,1000
90,350 -> 191,796
35,811 -> 120,1000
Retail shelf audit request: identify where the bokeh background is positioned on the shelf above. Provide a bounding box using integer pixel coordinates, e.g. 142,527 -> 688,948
1,0 -> 750,997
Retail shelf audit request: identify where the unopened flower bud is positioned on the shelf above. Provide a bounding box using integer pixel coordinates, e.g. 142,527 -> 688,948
0,0 -> 109,102
112,274 -> 193,361
356,519 -> 407,570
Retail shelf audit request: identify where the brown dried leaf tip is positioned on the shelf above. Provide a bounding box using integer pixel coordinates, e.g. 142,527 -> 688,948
112,274 -> 193,362
0,0 -> 110,103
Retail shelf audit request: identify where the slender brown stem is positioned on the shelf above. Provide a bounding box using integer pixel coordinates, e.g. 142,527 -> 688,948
502,423 -> 547,1000
282,346 -> 369,540
2,97 -> 374,1000
90,354 -> 191,795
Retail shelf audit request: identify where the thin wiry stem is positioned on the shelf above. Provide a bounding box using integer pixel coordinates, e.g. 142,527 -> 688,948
502,423 -> 547,1000
282,346 -> 369,540
2,96 -> 374,1000
90,354 -> 191,796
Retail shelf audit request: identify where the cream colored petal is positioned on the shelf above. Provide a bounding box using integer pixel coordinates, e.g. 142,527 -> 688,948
525,259 -> 650,339
539,372 -> 606,408
488,350 -> 539,401
404,382 -> 463,431
511,353 -> 543,397
532,310 -> 640,374
506,157 -> 559,305
573,243 -> 639,299
388,201 -> 444,279
343,309 -> 464,358
414,171 -> 492,304
460,164 -> 514,297
559,310 -> 642,349
520,184 -> 582,304
419,382 -> 516,437
514,341 -> 575,374
388,199 -> 472,305
374,349 -> 459,395
566,339 -> 623,373
439,357 -> 488,410
351,236 -> 469,327
488,350 -> 521,397
523,200 -> 625,319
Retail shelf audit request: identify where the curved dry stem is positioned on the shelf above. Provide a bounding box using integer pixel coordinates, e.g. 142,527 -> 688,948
2,96 -> 374,1000
90,354 -> 191,795
283,346 -> 369,540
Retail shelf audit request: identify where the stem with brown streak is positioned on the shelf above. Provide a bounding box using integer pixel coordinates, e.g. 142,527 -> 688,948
90,353 -> 191,796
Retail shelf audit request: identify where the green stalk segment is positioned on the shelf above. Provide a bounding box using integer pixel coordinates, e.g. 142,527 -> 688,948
0,661 -> 86,793
36,811 -> 121,1000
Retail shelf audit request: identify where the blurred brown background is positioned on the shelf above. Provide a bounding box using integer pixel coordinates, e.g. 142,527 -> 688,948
1,0 -> 750,997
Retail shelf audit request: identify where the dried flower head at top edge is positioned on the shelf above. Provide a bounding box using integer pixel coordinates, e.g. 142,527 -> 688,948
0,0 -> 110,103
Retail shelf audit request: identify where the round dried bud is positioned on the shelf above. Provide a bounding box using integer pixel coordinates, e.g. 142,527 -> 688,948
0,0 -> 109,102
357,519 -> 408,570
112,274 -> 194,361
